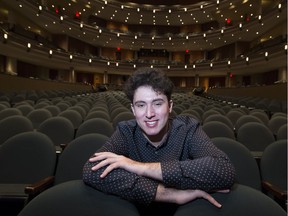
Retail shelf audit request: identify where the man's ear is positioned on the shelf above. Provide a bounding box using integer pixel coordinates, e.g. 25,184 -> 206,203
169,100 -> 173,113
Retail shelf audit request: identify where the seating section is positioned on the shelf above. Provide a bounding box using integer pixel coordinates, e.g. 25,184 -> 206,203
0,89 -> 287,215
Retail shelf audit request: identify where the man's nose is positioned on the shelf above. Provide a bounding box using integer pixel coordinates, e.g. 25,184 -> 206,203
146,105 -> 155,118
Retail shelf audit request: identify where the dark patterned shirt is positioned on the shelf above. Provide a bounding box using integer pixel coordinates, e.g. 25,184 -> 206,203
83,115 -> 235,205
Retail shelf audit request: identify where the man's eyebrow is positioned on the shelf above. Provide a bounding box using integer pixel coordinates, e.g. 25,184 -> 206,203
134,98 -> 165,104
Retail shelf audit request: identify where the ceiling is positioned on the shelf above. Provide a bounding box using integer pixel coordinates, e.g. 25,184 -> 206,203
0,0 -> 285,52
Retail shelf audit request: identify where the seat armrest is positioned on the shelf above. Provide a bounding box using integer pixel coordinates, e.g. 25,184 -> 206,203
25,176 -> 55,197
262,181 -> 287,200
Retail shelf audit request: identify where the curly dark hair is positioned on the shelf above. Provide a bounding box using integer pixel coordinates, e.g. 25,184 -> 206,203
124,67 -> 174,102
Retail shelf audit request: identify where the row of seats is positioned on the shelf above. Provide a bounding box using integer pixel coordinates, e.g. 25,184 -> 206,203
0,88 -> 92,104
0,131 -> 286,215
202,92 -> 287,114
0,90 -> 287,215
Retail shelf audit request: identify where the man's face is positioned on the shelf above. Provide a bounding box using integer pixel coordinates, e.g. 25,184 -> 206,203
131,85 -> 173,140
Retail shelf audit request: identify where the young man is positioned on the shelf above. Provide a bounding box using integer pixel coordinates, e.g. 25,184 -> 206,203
83,68 -> 235,215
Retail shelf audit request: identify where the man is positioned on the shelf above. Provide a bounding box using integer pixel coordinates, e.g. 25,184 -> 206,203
83,68 -> 235,215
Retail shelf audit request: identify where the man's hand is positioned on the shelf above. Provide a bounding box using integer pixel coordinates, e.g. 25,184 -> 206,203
89,152 -> 162,180
155,184 -> 229,208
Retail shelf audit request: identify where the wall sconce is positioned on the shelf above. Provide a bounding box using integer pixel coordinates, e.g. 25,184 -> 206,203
193,64 -> 196,69
210,62 -> 213,69
167,65 -> 170,69
203,33 -> 206,39
69,54 -> 73,62
80,22 -> 83,30
246,56 -> 249,65
227,60 -> 231,68
60,16 -> 64,23
89,58 -> 92,65
265,52 -> 269,61
38,5 -> 42,14
285,44 -> 287,55
258,15 -> 262,23
239,23 -> 242,30
278,3 -> 282,12
3,33 -> 8,43
221,29 -> 224,36
185,65 -> 187,69
49,49 -> 53,58
133,64 -> 136,68
27,43 -> 31,52
150,65 -> 153,68
116,62 -> 119,67
107,61 -> 110,66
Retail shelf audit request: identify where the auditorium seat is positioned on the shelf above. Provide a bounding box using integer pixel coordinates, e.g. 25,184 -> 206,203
110,106 -> 131,120
26,108 -> 53,129
237,122 -> 275,152
0,108 -> 22,121
85,110 -> 111,122
226,110 -> 245,128
203,114 -> 234,131
0,131 -> 56,216
75,118 -> 114,138
202,110 -> 221,121
0,115 -> 34,145
260,139 -> 287,210
268,116 -> 287,137
18,180 -> 140,216
43,105 -> 61,116
276,124 -> 287,140
234,115 -> 263,133
112,112 -> 135,129
212,137 -> 261,190
58,109 -> 83,130
68,105 -> 87,119
14,104 -> 34,116
53,133 -> 109,185
174,184 -> 286,216
249,111 -> 270,126
37,116 -> 75,148
202,121 -> 235,140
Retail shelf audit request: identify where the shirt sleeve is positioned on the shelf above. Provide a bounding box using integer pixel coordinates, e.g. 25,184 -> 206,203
161,123 -> 235,191
82,127 -> 159,205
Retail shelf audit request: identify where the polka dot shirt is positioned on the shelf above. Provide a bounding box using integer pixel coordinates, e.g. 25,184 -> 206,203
83,115 -> 235,205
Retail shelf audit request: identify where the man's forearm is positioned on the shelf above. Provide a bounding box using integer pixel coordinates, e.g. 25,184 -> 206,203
138,162 -> 163,181
155,184 -> 223,208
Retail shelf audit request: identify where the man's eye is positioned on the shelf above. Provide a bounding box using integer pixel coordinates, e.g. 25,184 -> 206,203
136,104 -> 144,108
154,102 -> 163,106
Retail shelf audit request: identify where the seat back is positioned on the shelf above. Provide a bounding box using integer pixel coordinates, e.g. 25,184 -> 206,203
112,112 -> 135,129
212,137 -> 261,190
27,109 -> 53,129
0,115 -> 34,145
38,116 -> 75,146
260,140 -> 287,191
0,131 -> 56,184
174,184 -> 287,216
268,116 -> 287,136
59,109 -> 83,130
18,180 -> 140,216
54,133 -> 109,185
237,122 -> 275,151
234,115 -> 263,133
76,118 -> 114,138
202,121 -> 235,140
